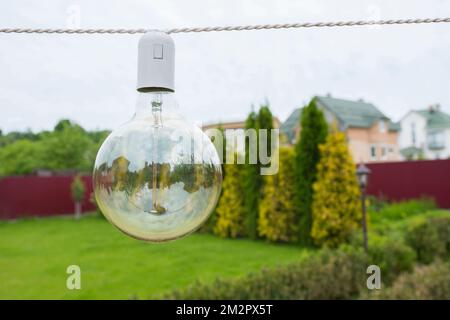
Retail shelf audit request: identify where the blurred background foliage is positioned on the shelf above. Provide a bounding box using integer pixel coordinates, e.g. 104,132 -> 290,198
0,119 -> 109,176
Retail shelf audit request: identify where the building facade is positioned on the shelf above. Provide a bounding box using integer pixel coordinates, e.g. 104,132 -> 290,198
202,118 -> 281,132
399,106 -> 450,160
202,118 -> 281,155
281,95 -> 401,163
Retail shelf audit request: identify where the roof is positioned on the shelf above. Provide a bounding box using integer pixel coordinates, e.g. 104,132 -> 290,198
280,108 -> 302,142
389,121 -> 401,131
415,109 -> 450,130
315,95 -> 396,130
281,95 -> 398,143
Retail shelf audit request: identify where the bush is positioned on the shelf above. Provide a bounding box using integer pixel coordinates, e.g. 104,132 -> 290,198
429,216 -> 450,255
214,160 -> 246,238
258,147 -> 297,242
405,216 -> 449,264
366,195 -> 388,213
367,238 -> 416,284
369,261 -> 450,299
162,249 -> 367,300
370,198 -> 436,224
311,131 -> 361,248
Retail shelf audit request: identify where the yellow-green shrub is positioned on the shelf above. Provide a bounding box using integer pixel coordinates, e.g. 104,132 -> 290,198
214,161 -> 246,238
311,131 -> 361,247
258,147 -> 297,242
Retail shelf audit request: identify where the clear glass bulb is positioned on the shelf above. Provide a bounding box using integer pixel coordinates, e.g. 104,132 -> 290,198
93,91 -> 222,242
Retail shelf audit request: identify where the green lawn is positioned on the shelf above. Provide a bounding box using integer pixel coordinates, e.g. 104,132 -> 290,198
0,214 -> 311,299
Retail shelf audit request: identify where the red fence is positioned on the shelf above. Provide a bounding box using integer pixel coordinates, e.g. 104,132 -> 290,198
0,159 -> 449,219
366,159 -> 450,208
0,176 -> 95,219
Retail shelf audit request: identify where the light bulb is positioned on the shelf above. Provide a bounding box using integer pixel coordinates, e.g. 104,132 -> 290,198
93,32 -> 222,242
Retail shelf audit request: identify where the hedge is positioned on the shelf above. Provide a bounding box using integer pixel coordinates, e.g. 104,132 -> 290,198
162,249 -> 367,300
367,238 -> 417,284
405,216 -> 450,264
162,214 -> 450,300
367,261 -> 450,300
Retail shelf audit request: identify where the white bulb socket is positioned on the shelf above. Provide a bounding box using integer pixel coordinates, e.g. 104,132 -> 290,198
137,31 -> 175,92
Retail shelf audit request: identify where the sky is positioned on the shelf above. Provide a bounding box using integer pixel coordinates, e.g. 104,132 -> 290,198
0,0 -> 450,133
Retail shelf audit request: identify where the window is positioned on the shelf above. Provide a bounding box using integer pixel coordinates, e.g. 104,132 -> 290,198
379,120 -> 386,133
428,131 -> 444,149
381,145 -> 387,160
370,144 -> 377,160
411,123 -> 416,145
428,132 -> 436,144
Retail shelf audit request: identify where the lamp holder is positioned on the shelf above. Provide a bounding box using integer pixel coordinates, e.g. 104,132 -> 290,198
137,31 -> 175,93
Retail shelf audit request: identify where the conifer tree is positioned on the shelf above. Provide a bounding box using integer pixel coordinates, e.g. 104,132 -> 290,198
258,147 -> 297,242
294,98 -> 328,245
243,105 -> 274,239
243,110 -> 259,239
311,131 -> 361,247
214,157 -> 246,238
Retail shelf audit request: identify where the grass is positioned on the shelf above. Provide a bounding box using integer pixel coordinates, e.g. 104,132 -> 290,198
2,199 -> 447,300
0,214 -> 311,299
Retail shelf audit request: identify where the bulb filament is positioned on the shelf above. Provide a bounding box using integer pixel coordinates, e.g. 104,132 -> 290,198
150,93 -> 166,214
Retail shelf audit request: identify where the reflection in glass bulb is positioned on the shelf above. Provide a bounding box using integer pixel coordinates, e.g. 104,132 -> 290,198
93,92 -> 222,242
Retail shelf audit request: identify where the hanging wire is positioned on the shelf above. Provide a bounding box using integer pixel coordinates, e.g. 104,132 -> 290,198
0,17 -> 449,35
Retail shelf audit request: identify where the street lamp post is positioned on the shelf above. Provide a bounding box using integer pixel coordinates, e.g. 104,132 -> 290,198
356,163 -> 371,254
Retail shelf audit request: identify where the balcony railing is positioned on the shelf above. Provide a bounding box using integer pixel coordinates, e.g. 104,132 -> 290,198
428,141 -> 445,150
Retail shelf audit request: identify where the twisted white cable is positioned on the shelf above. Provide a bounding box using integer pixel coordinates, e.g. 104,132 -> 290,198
0,17 -> 449,35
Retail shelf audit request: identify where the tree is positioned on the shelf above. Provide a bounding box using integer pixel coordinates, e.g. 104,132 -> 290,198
242,110 -> 259,239
85,130 -> 110,172
294,98 -> 328,245
311,131 -> 361,248
214,157 -> 246,238
41,123 -> 93,172
0,129 -> 39,148
243,105 -> 274,239
0,140 -> 45,176
54,119 -> 109,171
258,147 -> 297,242
0,120 -> 107,176
54,119 -> 75,132
71,175 -> 86,219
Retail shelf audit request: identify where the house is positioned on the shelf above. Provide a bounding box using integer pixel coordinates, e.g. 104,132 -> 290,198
399,105 -> 450,160
202,117 -> 281,156
202,118 -> 281,132
281,95 -> 401,163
